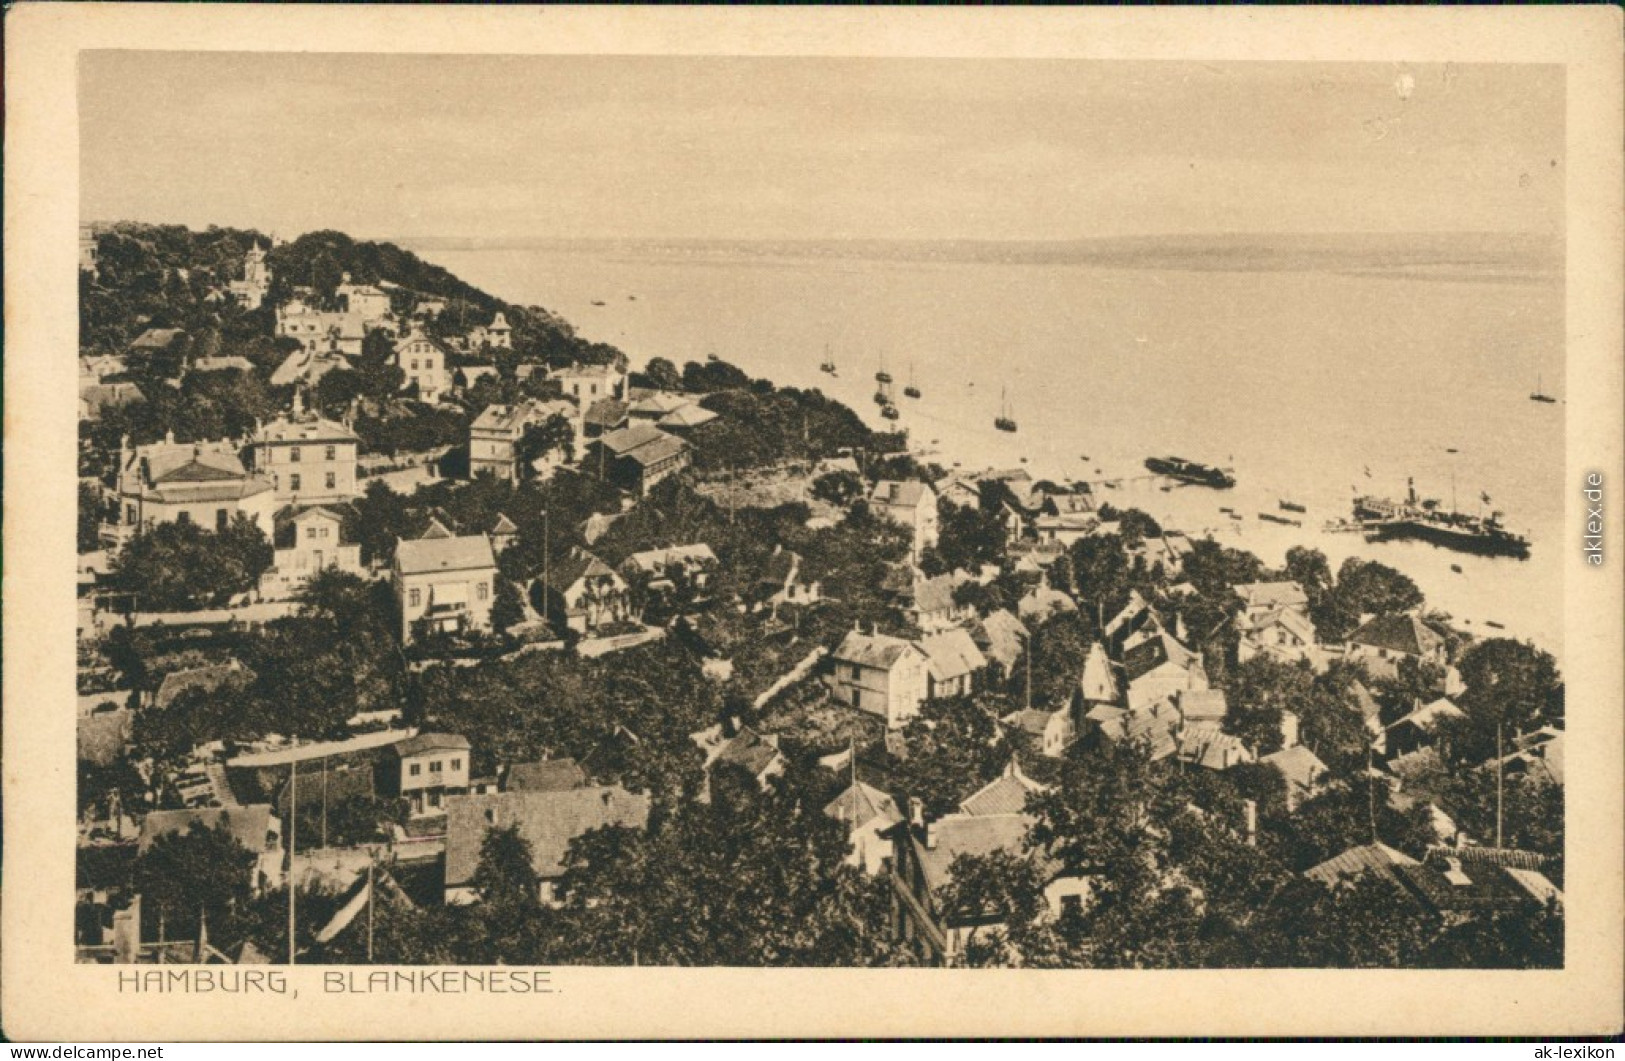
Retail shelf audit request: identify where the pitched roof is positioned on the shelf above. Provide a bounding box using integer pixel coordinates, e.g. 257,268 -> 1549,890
1095,703 -> 1181,761
1001,707 -> 1060,740
139,805 -> 275,855
506,758 -> 589,794
1391,697 -> 1465,734
658,404 -> 719,429
1350,613 -> 1445,657
622,543 -> 718,574
1122,628 -> 1200,684
1262,744 -> 1329,793
542,546 -> 618,592
135,440 -> 250,484
1348,680 -> 1383,725
1305,842 -> 1420,886
971,609 -> 1028,671
392,732 -> 471,758
1176,721 -> 1254,771
832,629 -> 922,671
395,534 -> 495,576
629,392 -> 690,416
1078,642 -> 1119,703
823,781 -> 903,829
1234,581 -> 1310,610
959,767 -> 1044,816
78,707 -> 134,767
918,628 -> 986,683
444,786 -> 651,887
583,398 -> 630,429
913,813 -> 1036,893
1018,585 -> 1077,621
1104,591 -> 1152,640
910,573 -> 961,617
490,512 -> 519,535
869,480 -> 931,509
1177,688 -> 1228,723
712,727 -> 783,778
596,423 -> 687,465
130,327 -> 186,351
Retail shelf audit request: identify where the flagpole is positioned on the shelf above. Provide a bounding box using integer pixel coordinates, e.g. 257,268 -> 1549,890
288,757 -> 297,965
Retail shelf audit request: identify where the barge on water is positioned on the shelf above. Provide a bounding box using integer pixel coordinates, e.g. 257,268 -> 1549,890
1145,456 -> 1235,489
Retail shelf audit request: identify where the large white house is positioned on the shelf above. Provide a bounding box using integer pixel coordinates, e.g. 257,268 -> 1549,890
393,532 -> 498,644
827,628 -> 930,729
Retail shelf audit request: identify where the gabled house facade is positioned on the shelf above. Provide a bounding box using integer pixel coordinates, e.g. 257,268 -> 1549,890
393,533 -> 498,644
869,480 -> 939,562
827,628 -> 931,729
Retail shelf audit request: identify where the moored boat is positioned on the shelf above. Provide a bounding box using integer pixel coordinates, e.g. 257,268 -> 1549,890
1145,455 -> 1235,489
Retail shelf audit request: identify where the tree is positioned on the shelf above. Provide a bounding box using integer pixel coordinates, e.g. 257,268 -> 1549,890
79,481 -> 106,553
935,849 -> 1049,967
132,820 -> 257,944
111,514 -> 274,610
1220,656 -> 1312,757
642,357 -> 683,393
891,696 -> 1017,818
1454,638 -> 1562,757
473,824 -> 539,907
514,414 -> 576,476
810,469 -> 863,508
1316,558 -> 1424,641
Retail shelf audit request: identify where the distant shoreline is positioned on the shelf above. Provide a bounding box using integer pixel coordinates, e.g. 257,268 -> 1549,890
394,230 -> 1561,281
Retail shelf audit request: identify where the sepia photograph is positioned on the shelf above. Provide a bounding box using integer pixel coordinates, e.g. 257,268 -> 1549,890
6,3 -> 1622,1042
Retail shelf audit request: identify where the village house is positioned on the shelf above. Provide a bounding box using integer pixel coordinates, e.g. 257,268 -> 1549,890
1103,591 -> 1158,657
1018,582 -> 1078,625
582,397 -> 631,440
1034,510 -> 1100,546
467,311 -> 513,351
1234,581 -> 1321,667
887,793 -> 1087,965
505,758 -> 589,794
753,546 -> 821,611
1384,696 -> 1466,759
391,329 -> 453,403
111,433 -> 277,545
469,399 -> 581,483
586,423 -> 691,495
969,609 -> 1028,684
1002,705 -> 1077,758
138,805 -> 283,895
79,381 -> 144,423
393,532 -> 498,645
79,222 -> 101,276
620,544 -> 719,616
443,786 -> 651,905
1261,742 -> 1329,811
258,507 -> 364,600
335,276 -> 392,320
824,780 -> 905,875
827,628 -> 931,729
533,547 -> 632,635
655,402 -> 719,433
1484,725 -> 1565,787
692,723 -> 787,799
868,480 -> 939,562
905,570 -> 976,632
919,628 -> 987,701
1074,642 -> 1121,712
275,299 -> 373,358
1347,612 -> 1449,680
227,244 -> 272,310
626,391 -> 690,422
387,732 -> 471,817
1122,626 -> 1209,714
1129,532 -> 1196,580
246,402 -> 362,506
551,361 -> 626,405
933,474 -> 983,510
1082,699 -> 1182,762
1175,722 -> 1255,772
270,346 -> 351,389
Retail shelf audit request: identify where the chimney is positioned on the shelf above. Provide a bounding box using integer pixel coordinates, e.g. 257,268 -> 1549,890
721,714 -> 740,739
1243,799 -> 1257,847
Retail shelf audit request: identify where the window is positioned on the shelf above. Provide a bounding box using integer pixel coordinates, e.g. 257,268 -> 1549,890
409,588 -> 422,607
412,360 -> 419,371
126,504 -> 137,524
430,760 -> 443,774
290,447 -> 301,463
289,474 -> 301,492
450,758 -> 462,772
409,763 -> 421,777
325,472 -> 336,490
216,509 -> 228,533
325,445 -> 336,461
306,526 -> 319,541
476,581 -> 489,601
176,511 -> 191,525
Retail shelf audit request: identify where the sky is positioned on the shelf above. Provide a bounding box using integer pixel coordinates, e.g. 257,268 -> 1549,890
80,52 -> 1564,242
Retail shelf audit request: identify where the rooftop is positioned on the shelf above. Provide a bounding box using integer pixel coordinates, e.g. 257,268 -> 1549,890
444,786 -> 651,887
832,629 -> 922,671
395,534 -> 496,576
1350,612 -> 1445,657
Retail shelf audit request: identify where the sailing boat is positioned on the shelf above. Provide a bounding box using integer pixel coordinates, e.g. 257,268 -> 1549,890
874,352 -> 892,385
819,344 -> 837,376
995,388 -> 1018,433
1529,371 -> 1556,404
903,362 -> 921,399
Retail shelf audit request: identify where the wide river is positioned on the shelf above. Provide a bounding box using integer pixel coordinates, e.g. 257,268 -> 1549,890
410,239 -> 1566,659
